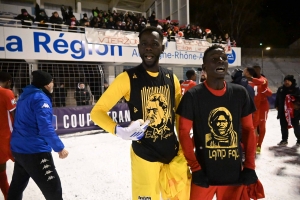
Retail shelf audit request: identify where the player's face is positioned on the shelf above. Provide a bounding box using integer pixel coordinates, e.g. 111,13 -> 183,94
138,31 -> 164,71
215,115 -> 228,135
203,48 -> 228,80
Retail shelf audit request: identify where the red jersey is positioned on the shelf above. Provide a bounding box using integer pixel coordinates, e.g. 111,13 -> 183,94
248,76 -> 267,108
0,87 -> 16,138
180,80 -> 197,95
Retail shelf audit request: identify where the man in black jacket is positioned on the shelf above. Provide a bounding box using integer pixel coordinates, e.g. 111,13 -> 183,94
74,83 -> 90,106
275,75 -> 300,146
14,9 -> 34,27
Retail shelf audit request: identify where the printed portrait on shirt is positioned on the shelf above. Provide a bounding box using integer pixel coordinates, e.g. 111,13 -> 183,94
141,86 -> 173,142
206,107 -> 238,148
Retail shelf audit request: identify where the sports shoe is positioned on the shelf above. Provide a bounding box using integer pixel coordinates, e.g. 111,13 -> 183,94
256,147 -> 261,154
277,141 -> 288,146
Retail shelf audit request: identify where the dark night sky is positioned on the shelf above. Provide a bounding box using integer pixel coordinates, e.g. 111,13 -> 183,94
261,0 -> 300,47
189,0 -> 300,48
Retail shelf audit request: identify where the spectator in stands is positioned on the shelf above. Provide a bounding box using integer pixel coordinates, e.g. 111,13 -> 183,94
61,5 -> 73,23
224,33 -> 231,45
133,24 -> 139,32
218,35 -> 223,43
54,83 -> 67,107
49,11 -> 63,30
60,5 -> 67,22
148,11 -> 157,27
232,39 -> 237,47
139,22 -> 146,32
14,9 -> 34,27
74,83 -> 90,106
92,7 -> 99,17
80,13 -> 90,27
90,16 -> 99,28
206,29 -> 212,43
35,3 -> 49,29
212,35 -> 218,43
66,15 -> 79,31
106,16 -> 115,29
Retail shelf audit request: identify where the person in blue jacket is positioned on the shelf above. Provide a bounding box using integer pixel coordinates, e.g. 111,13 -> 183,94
8,70 -> 69,200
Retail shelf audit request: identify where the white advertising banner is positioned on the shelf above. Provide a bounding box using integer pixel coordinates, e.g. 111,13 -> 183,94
0,27 -> 241,66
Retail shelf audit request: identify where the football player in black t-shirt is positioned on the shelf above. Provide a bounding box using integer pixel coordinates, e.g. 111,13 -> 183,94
176,45 -> 265,200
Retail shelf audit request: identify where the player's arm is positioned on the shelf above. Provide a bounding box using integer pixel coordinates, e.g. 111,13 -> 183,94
262,87 -> 273,97
241,114 -> 256,169
173,75 -> 182,135
5,90 -> 16,119
91,72 -> 130,134
178,116 -> 201,172
173,74 -> 182,110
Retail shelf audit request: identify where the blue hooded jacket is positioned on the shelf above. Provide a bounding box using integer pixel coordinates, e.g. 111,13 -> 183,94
10,85 -> 64,153
231,70 -> 255,101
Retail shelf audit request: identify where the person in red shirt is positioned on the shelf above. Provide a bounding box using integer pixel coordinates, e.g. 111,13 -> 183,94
0,72 -> 16,200
244,66 -> 272,154
252,66 -> 272,154
181,69 -> 197,95
243,68 -> 265,136
176,45 -> 264,200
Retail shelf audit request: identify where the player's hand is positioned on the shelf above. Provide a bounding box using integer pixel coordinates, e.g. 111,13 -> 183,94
115,119 -> 150,141
192,170 -> 209,188
239,168 -> 258,185
58,149 -> 69,159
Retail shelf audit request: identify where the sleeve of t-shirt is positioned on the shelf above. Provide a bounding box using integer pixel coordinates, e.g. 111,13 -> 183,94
5,89 -> 16,112
176,91 -> 194,120
91,72 -> 130,134
173,74 -> 182,110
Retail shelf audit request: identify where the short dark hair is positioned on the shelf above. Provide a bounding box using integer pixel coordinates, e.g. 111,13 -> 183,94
203,44 -> 225,63
253,65 -> 261,70
246,67 -> 257,78
186,70 -> 196,79
0,71 -> 12,82
138,26 -> 164,41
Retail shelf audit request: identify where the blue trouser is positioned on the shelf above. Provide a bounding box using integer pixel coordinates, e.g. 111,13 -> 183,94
8,152 -> 63,200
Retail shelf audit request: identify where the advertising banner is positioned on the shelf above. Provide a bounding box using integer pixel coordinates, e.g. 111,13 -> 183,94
85,28 -> 232,54
52,97 -> 276,135
52,103 -> 130,135
0,27 -> 241,66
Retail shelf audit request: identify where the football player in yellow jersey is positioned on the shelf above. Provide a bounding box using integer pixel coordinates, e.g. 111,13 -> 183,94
91,26 -> 190,200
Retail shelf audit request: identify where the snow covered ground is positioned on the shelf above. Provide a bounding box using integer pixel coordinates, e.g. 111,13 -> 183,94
5,109 -> 300,200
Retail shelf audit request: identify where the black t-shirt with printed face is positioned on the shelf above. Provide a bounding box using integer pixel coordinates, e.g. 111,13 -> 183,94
176,82 -> 255,185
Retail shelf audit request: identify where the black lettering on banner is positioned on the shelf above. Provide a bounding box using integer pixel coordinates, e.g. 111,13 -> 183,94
138,196 -> 151,200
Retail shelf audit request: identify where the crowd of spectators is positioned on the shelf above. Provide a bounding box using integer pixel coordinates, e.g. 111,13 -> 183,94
11,3 -> 236,45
